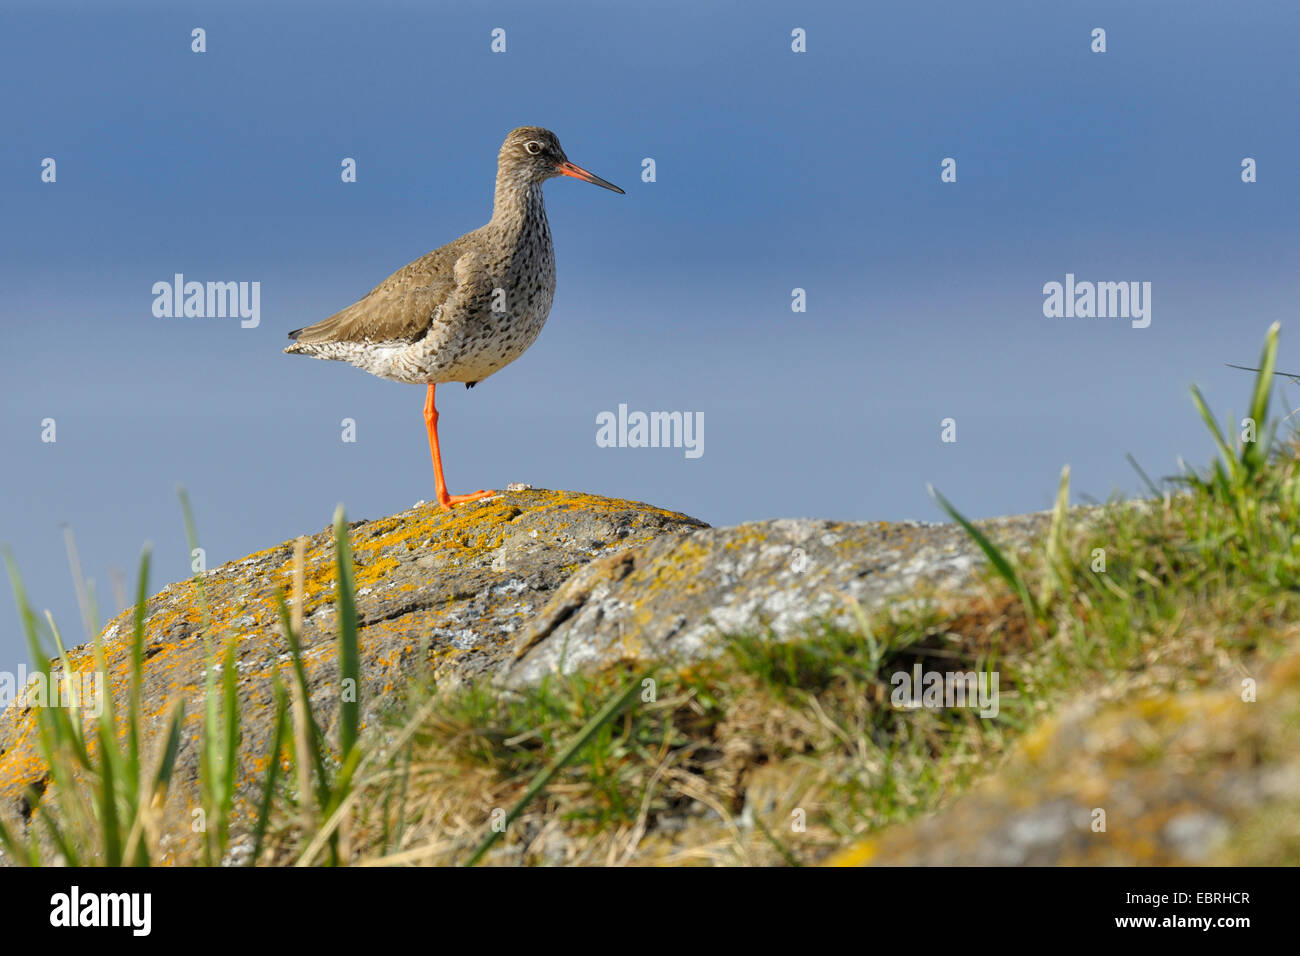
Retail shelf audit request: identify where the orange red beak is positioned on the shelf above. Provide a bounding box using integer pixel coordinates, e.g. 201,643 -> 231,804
555,161 -> 625,194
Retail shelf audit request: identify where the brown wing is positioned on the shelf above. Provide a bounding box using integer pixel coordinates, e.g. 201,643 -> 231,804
287,233 -> 476,346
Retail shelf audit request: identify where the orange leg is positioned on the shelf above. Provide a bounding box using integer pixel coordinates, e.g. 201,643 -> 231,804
423,384 -> 494,511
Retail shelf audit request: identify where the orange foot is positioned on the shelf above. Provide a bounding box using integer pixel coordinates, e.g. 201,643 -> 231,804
437,489 -> 496,511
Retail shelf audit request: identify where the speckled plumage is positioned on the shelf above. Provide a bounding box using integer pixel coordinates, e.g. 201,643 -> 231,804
285,127 -> 618,386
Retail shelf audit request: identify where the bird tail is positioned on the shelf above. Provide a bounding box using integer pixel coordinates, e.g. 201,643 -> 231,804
284,327 -> 307,355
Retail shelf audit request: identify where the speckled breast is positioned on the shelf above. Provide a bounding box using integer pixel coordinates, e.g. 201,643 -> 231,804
427,263 -> 553,384
418,213 -> 557,385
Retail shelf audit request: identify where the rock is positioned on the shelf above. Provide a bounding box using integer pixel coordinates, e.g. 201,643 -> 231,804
0,488 -> 1051,861
501,512 -> 1053,687
825,648 -> 1300,866
0,490 -> 703,858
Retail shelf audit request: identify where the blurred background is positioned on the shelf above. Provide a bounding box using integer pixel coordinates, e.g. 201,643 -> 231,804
2,0 -> 1298,665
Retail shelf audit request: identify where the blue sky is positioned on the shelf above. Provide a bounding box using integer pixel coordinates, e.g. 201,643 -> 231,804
3,0 -> 1298,665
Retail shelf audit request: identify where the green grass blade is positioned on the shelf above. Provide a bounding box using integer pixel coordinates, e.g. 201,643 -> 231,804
274,592 -> 330,809
250,680 -> 289,866
96,721 -> 122,866
45,612 -> 88,759
1189,385 -> 1239,482
1243,322 -> 1280,475
221,643 -> 241,812
126,546 -> 151,801
151,699 -> 186,801
332,505 -> 361,759
928,484 -> 1041,621
463,672 -> 645,867
1125,453 -> 1162,498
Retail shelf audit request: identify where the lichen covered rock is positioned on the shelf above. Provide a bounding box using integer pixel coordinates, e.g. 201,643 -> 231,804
826,646 -> 1300,866
0,490 -> 704,859
502,512 -> 1053,686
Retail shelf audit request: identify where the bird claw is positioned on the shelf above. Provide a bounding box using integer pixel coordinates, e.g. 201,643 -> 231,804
437,489 -> 496,511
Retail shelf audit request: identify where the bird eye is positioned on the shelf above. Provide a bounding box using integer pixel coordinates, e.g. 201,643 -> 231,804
525,141 -> 542,155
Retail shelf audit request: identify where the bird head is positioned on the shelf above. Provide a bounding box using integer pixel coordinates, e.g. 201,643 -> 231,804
499,126 -> 624,194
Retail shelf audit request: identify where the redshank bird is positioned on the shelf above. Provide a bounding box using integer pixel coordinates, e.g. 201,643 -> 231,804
285,126 -> 623,509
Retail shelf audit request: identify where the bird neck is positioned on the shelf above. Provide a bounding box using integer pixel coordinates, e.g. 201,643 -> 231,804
491,179 -> 548,237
